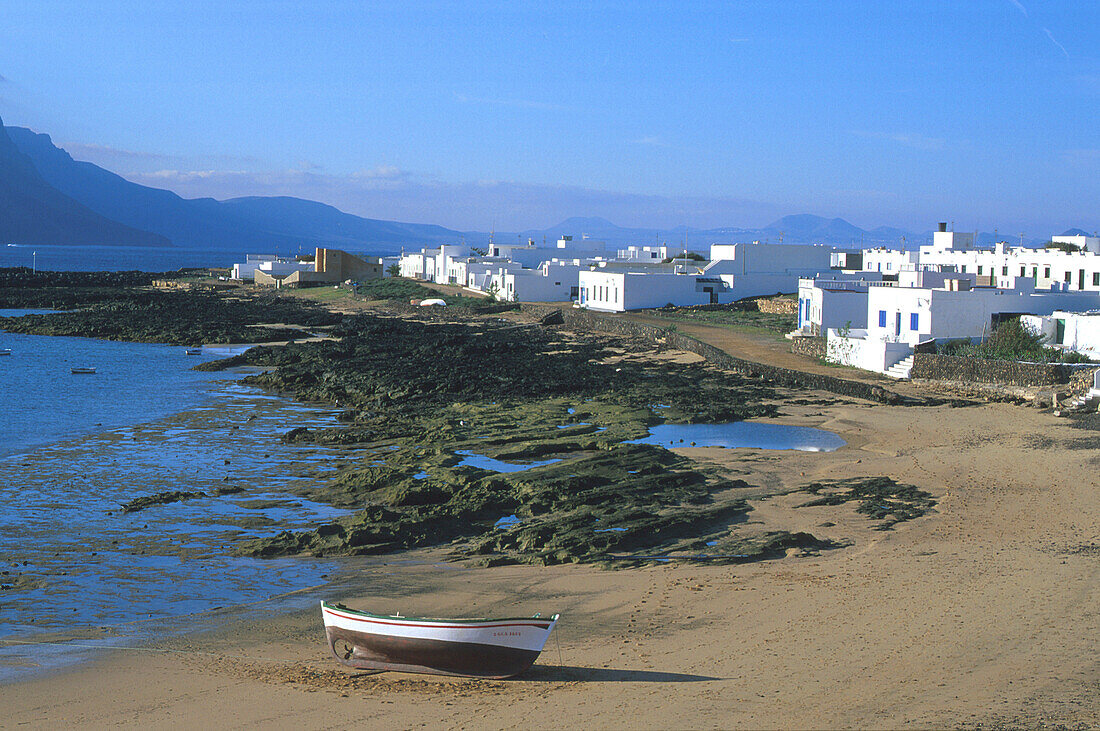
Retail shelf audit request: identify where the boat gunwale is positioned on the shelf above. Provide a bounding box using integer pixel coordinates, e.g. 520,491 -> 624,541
321,601 -> 559,626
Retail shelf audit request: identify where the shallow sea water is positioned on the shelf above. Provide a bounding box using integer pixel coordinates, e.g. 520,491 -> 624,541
0,320 -> 358,682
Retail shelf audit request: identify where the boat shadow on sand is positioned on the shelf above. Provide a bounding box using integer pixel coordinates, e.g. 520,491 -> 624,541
521,664 -> 720,682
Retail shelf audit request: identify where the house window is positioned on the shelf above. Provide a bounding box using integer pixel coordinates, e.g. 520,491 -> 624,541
878,310 -> 887,327
961,265 -> 967,273
1065,271 -> 1072,283
1045,266 -> 1051,278
910,313 -> 919,331
1002,266 -> 1008,276
977,265 -> 983,275
1021,266 -> 1026,276
1093,273 -> 1099,287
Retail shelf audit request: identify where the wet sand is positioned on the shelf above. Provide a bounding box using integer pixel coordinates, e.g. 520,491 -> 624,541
6,397 -> 1099,728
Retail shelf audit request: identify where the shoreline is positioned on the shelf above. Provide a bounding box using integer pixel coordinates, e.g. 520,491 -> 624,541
4,294 -> 1099,726
6,397 -> 1099,727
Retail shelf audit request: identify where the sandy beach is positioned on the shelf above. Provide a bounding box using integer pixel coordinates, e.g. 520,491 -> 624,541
6,392 -> 1098,729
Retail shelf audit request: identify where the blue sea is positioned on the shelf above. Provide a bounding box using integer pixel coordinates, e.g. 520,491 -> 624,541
0,244 -> 252,272
0,243 -> 387,273
0,311 -> 358,682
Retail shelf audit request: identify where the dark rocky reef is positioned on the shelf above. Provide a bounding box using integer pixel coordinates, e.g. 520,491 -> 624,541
0,289 -> 341,344
209,313 -> 872,565
121,490 -> 206,513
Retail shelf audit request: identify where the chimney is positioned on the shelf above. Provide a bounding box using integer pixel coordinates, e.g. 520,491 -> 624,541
938,222 -> 947,232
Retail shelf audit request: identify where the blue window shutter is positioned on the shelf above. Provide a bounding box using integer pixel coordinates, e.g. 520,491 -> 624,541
910,313 -> 919,331
878,310 -> 886,327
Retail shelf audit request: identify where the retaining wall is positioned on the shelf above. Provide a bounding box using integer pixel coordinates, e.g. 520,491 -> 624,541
754,297 -> 799,315
789,336 -> 826,360
910,353 -> 1072,386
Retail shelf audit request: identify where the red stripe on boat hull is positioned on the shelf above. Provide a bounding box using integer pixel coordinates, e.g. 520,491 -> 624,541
325,626 -> 543,679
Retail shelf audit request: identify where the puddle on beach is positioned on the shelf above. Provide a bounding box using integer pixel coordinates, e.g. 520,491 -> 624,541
627,421 -> 845,452
455,450 -> 562,472
493,515 -> 521,530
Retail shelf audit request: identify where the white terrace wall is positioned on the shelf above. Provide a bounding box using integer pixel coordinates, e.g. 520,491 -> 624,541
826,328 -> 912,373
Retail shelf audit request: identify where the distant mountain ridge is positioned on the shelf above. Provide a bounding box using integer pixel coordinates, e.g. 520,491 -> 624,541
0,117 -> 167,246
7,126 -> 464,254
4,122 -> 1084,254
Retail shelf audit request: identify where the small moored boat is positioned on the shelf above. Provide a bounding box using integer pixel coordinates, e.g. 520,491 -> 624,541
0,348 -> 11,356
71,366 -> 96,374
184,348 -> 202,355
320,601 -> 558,679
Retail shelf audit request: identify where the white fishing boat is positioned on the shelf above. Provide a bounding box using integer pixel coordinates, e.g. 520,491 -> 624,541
184,348 -> 202,355
320,601 -> 559,678
0,348 -> 11,356
71,366 -> 96,374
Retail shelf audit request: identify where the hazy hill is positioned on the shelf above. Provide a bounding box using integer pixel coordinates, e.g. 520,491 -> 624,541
0,118 -> 167,247
5,123 -> 1078,255
7,126 -> 462,253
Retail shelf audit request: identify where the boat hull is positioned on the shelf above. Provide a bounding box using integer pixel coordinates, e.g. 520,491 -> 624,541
321,602 -> 557,679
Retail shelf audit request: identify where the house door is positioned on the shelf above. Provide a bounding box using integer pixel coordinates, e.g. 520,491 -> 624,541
1080,269 -> 1085,290
895,311 -> 902,337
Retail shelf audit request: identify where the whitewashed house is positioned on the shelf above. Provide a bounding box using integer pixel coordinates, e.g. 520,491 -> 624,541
578,242 -> 847,312
578,270 -> 732,311
228,255 -> 312,280
1022,310 -> 1100,358
796,272 -> 886,335
827,275 -> 1100,376
487,260 -> 585,303
231,254 -> 313,281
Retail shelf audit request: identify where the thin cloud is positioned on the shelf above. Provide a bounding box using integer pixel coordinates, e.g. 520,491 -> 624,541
629,135 -> 671,147
0,73 -> 8,83
124,167 -> 781,231
1006,0 -> 1028,17
1044,28 -> 1070,59
1061,148 -> 1100,165
852,130 -> 947,151
452,91 -> 572,112
62,141 -> 265,171
352,165 -> 407,181
729,37 -> 751,43
64,142 -> 177,163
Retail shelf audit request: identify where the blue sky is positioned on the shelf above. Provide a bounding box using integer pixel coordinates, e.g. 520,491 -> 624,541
1,0 -> 1097,234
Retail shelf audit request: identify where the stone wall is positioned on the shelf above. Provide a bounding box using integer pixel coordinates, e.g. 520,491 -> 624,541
789,336 -> 826,360
909,353 -> 1072,387
521,305 -> 914,405
754,296 -> 798,315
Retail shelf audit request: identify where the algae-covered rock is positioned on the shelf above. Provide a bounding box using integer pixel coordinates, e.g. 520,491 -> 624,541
795,476 -> 936,529
121,490 -> 206,513
223,313 -> 862,567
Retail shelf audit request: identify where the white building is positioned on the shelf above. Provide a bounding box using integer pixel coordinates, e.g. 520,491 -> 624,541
231,254 -> 313,281
488,260 -> 585,303
862,247 -> 920,274
827,276 -> 1100,376
796,272 -> 886,335
1051,234 -> 1100,254
577,241 -> 847,312
579,270 -> 732,311
1022,310 -> 1100,358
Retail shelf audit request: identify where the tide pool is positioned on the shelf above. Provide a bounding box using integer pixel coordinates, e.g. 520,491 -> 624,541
627,421 -> 845,452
